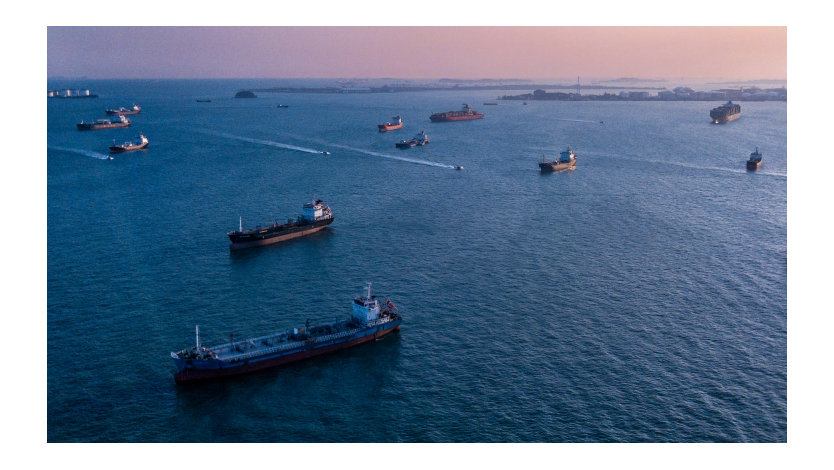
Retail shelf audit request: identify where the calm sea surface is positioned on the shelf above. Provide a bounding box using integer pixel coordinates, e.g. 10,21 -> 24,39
47,79 -> 786,442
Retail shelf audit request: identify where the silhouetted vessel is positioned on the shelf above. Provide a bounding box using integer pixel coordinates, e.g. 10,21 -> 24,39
747,147 -> 763,170
170,282 -> 401,384
76,115 -> 131,130
539,147 -> 577,172
109,134 -> 149,153
710,101 -> 741,124
395,131 -> 430,148
228,200 -> 333,251
430,104 -> 484,122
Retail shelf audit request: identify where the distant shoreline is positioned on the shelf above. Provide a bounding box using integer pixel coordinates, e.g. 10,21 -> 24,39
249,83 -> 667,94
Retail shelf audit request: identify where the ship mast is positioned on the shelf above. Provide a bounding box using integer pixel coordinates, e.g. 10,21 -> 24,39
196,325 -> 201,351
366,282 -> 373,300
239,216 -> 242,232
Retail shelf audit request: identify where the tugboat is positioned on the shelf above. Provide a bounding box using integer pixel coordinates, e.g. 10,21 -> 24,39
228,200 -> 333,251
105,104 -> 142,116
378,115 -> 403,132
395,131 -> 430,149
76,115 -> 131,130
539,147 -> 577,172
747,147 -> 763,170
710,101 -> 741,124
430,104 -> 484,122
170,282 -> 401,384
454,165 -> 464,170
109,134 -> 149,153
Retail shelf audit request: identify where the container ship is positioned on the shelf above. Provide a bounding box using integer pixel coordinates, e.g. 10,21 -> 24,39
76,115 -> 131,130
539,147 -> 577,172
48,89 -> 98,99
109,134 -> 149,153
395,131 -> 430,149
710,101 -> 741,124
747,147 -> 763,170
430,104 -> 484,122
105,104 -> 142,116
170,282 -> 401,384
378,115 -> 403,132
228,200 -> 333,250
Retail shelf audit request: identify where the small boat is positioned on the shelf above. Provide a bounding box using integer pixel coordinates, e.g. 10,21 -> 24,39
277,104 -> 289,108
483,102 -> 498,106
196,99 -> 211,103
378,115 -> 403,132
395,131 -> 430,149
454,165 -> 464,170
109,134 -> 149,153
539,147 -> 577,173
322,151 -> 331,155
523,102 -> 528,105
747,147 -> 763,170
105,104 -> 141,116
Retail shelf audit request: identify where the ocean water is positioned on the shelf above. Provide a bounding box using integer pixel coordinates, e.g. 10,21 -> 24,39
47,79 -> 787,442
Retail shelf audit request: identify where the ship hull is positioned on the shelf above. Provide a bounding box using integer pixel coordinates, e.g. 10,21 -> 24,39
106,110 -> 141,116
229,217 -> 333,251
77,122 -> 131,130
173,320 -> 401,384
430,114 -> 484,122
109,142 -> 148,153
539,159 -> 577,172
747,160 -> 762,170
378,123 -> 403,132
712,113 -> 740,124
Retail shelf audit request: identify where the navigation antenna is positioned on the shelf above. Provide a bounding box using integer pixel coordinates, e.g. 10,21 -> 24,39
195,325 -> 201,351
239,216 -> 242,232
577,76 -> 581,96
366,282 -> 373,300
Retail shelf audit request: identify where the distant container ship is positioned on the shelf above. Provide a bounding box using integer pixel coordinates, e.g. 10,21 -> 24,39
76,115 -> 131,130
430,104 -> 484,122
228,200 -> 333,251
170,282 -> 401,384
710,101 -> 741,124
539,147 -> 577,172
105,104 -> 142,116
378,115 -> 403,132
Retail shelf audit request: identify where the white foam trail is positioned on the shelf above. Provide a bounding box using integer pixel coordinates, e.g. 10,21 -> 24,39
327,143 -> 456,169
49,146 -> 112,160
554,118 -> 601,124
202,129 -> 323,154
583,151 -> 787,178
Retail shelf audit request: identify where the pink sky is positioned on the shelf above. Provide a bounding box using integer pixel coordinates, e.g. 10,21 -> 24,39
47,27 -> 786,80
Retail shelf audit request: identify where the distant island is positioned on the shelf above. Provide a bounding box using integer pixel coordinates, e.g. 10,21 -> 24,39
234,90 -> 257,98
250,82 -> 664,94
500,86 -> 787,102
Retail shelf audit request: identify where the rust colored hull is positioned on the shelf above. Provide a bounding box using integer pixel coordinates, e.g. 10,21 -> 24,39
229,224 -> 329,251
174,324 -> 400,384
378,123 -> 403,132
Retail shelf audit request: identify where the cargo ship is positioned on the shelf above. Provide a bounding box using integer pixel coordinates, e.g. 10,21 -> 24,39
76,115 -> 131,130
105,104 -> 142,116
747,147 -> 763,170
48,89 -> 98,99
228,200 -> 333,251
395,131 -> 430,149
109,134 -> 149,153
378,115 -> 403,132
430,104 -> 484,122
170,282 -> 401,384
539,147 -> 577,172
710,101 -> 741,124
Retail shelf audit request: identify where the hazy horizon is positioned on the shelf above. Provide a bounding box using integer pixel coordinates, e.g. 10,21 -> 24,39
47,27 -> 786,82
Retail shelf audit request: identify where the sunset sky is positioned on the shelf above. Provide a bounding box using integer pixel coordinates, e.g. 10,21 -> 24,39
47,26 -> 786,81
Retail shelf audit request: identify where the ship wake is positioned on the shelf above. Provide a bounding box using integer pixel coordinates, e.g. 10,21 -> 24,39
325,143 -> 457,169
583,150 -> 787,178
202,130 -> 324,154
48,146 -> 112,160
